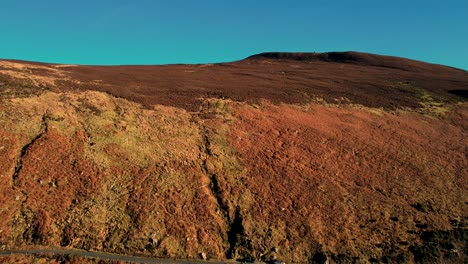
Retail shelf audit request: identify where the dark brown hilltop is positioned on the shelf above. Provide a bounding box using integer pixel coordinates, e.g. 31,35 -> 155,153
0,52 -> 466,263
3,51 -> 466,111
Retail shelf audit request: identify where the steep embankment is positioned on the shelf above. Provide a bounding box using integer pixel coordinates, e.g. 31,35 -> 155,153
0,53 -> 467,263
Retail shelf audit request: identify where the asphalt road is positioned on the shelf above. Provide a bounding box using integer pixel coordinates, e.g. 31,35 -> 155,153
0,248 -> 234,263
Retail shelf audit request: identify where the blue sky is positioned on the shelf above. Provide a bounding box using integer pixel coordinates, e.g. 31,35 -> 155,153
1,0 -> 467,69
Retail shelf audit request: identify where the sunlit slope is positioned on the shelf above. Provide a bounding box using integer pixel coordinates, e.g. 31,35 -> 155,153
0,53 -> 466,263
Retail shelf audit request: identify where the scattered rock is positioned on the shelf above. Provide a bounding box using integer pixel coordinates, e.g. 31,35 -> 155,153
411,202 -> 432,213
415,223 -> 428,229
312,252 -> 329,264
237,257 -> 255,263
148,237 -> 158,245
199,252 -> 207,260
269,260 -> 286,264
262,247 -> 281,262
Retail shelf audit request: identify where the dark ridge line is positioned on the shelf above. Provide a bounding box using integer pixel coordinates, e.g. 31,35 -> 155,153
198,122 -> 232,254
195,104 -> 248,259
226,207 -> 247,259
12,113 -> 49,185
196,103 -> 228,221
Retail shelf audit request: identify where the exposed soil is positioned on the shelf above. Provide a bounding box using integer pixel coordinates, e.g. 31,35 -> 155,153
0,52 -> 466,263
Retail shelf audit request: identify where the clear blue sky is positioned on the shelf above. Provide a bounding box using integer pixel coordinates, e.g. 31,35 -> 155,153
1,0 -> 467,69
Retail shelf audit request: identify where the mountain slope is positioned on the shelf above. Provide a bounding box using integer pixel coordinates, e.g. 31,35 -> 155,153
2,51 -> 466,111
0,52 -> 467,263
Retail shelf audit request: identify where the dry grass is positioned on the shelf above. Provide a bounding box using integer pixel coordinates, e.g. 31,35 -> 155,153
0,89 -> 466,263
0,91 -> 228,259
228,101 -> 467,262
0,61 -> 71,87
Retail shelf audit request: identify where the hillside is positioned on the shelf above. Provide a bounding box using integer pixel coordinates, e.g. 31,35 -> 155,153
0,52 -> 467,263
